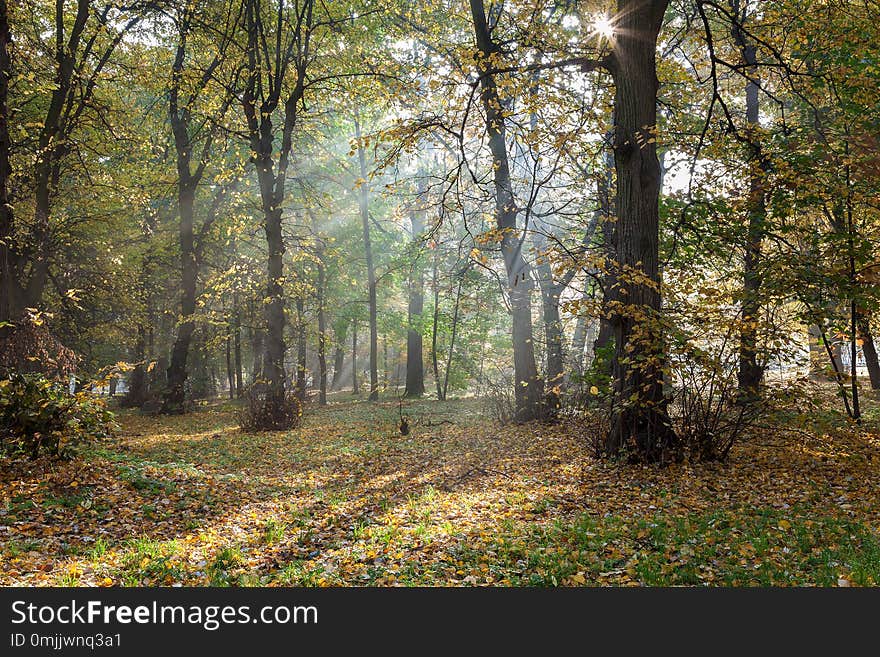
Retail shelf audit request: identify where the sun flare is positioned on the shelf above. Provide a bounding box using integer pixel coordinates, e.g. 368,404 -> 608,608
592,15 -> 615,39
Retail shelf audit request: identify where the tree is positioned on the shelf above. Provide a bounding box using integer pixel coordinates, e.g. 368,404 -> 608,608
602,0 -> 680,461
469,0 -> 543,422
163,1 -> 240,413
238,0 -> 315,426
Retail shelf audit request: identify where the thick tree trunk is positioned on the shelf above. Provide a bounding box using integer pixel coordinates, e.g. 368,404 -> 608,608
604,0 -> 679,462
404,204 -> 426,397
470,0 -> 543,421
331,322 -> 347,390
0,0 -> 12,325
535,257 -> 564,416
317,263 -> 327,404
124,324 -> 148,407
355,116 -> 379,401
331,345 -> 345,390
163,185 -> 197,413
859,318 -> 880,390
263,202 -> 288,407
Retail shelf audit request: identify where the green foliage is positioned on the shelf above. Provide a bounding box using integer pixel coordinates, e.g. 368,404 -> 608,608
0,374 -> 117,458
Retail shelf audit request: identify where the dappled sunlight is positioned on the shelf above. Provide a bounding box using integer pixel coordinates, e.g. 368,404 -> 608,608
4,398 -> 880,586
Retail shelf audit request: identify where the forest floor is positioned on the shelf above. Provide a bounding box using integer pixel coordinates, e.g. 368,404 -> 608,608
3,391 -> 880,587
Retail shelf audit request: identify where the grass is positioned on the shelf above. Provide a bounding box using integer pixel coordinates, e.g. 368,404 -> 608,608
2,392 -> 879,586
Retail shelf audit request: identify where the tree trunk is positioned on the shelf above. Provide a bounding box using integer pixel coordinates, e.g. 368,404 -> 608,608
124,324 -> 148,407
234,305 -> 243,397
226,335 -> 235,399
431,247 -> 443,401
604,0 -> 679,462
295,297 -> 307,400
351,321 -> 359,394
263,202 -> 288,408
331,321 -> 347,390
163,185 -> 198,413
0,0 -> 13,325
534,249 -> 564,416
355,116 -> 379,401
404,203 -> 426,397
240,0 -> 312,427
732,3 -> 765,397
317,263 -> 328,404
859,318 -> 880,390
442,276 -> 464,401
470,0 -> 543,421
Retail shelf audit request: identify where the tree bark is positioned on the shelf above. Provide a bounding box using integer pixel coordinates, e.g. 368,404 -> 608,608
857,318 -> 880,390
732,1 -> 765,397
163,182 -> 198,413
470,0 -> 543,422
604,0 -> 679,462
0,0 -> 13,325
295,296 -> 307,400
331,322 -> 347,390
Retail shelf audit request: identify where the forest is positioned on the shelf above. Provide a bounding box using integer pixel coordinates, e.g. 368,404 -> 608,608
1,0 -> 879,588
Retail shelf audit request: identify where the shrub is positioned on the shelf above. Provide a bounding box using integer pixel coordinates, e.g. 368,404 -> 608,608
0,312 -> 77,380
238,384 -> 302,432
0,373 -> 117,458
480,370 -> 517,424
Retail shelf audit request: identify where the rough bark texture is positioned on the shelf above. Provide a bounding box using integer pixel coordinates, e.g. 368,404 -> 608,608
0,0 -> 12,325
604,0 -> 679,462
470,0 -> 543,421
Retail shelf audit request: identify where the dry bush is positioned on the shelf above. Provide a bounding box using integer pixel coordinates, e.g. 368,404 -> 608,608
238,384 -> 302,432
